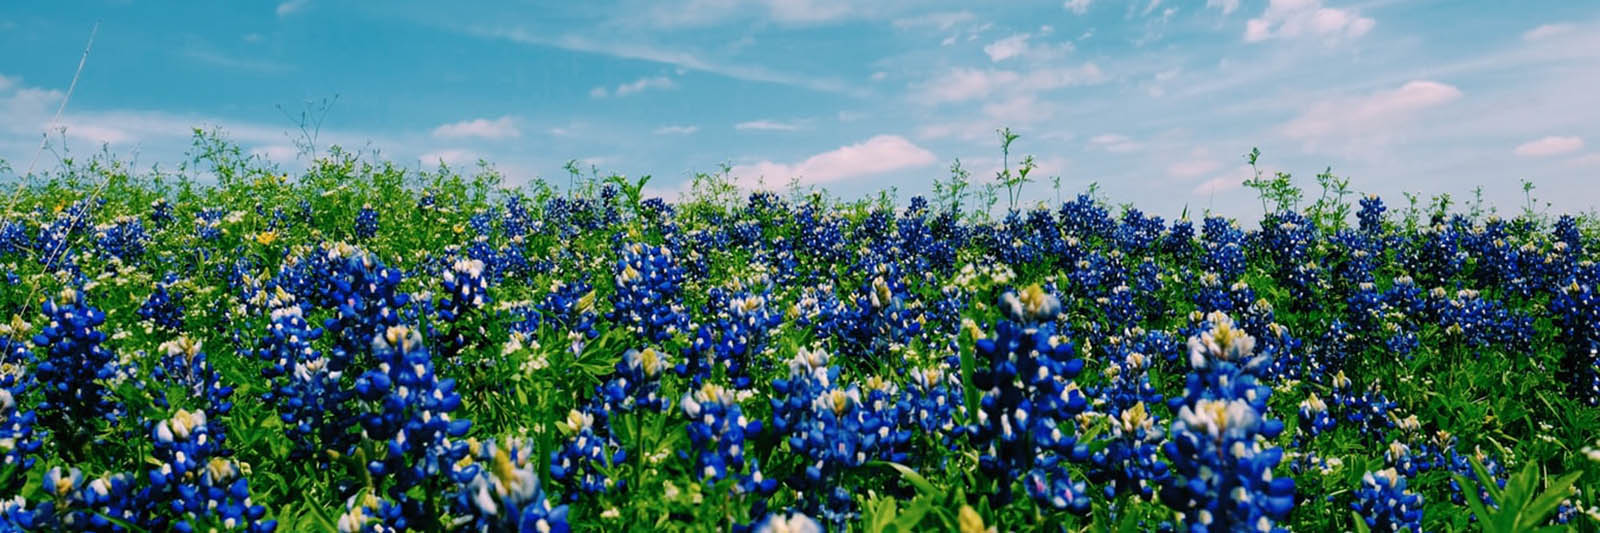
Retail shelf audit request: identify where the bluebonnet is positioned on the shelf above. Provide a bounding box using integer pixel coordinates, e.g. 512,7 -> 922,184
1352,468 -> 1423,533
311,245 -> 411,373
151,336 -> 237,440
904,365 -> 962,450
148,409 -> 276,532
0,325 -> 40,493
434,258 -> 490,360
1088,347 -> 1170,500
682,287 -> 782,389
39,467 -> 148,531
681,382 -> 777,496
149,198 -> 175,228
34,288 -> 123,447
354,204 -> 379,240
353,325 -> 472,495
550,407 -> 628,500
138,274 -> 186,331
196,208 -> 225,241
0,220 -> 28,257
336,492 -> 408,533
1553,261 -> 1600,404
255,288 -> 356,458
1298,392 -> 1335,438
540,279 -> 599,353
598,347 -> 672,412
752,510 -> 823,533
1359,195 -> 1386,234
770,347 -> 909,526
968,285 -> 1091,513
608,242 -> 689,344
94,215 -> 148,262
1160,311 -> 1295,533
449,437 -> 570,533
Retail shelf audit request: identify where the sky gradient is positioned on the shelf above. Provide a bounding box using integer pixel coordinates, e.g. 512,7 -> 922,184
2,0 -> 1597,218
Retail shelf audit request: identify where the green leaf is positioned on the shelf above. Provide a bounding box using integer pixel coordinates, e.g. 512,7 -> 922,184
1522,470 -> 1582,529
1350,511 -> 1371,533
1452,473 -> 1494,531
1468,456 -> 1504,504
302,500 -> 340,531
871,461 -> 940,498
893,496 -> 935,531
958,337 -> 981,425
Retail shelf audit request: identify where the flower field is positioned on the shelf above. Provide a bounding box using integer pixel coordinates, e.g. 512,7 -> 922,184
0,145 -> 1597,532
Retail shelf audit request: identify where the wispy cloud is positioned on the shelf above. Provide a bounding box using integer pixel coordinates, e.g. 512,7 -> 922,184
1244,0 -> 1375,43
1088,134 -> 1142,153
590,76 -> 675,98
419,149 -> 480,167
1514,136 -> 1583,157
470,27 -> 865,96
913,64 -> 1105,106
432,116 -> 521,140
251,145 -> 300,161
1166,148 -> 1221,178
984,34 -> 1031,62
181,47 -> 292,74
653,125 -> 699,135
730,135 -> 936,187
1282,80 -> 1462,142
735,119 -> 802,131
276,0 -> 309,17
1523,23 -> 1573,41
1206,0 -> 1240,15
1064,0 -> 1092,15
891,11 -> 976,31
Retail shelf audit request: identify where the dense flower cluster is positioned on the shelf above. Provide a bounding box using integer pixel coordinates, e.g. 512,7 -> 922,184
2,160 -> 1597,533
1160,312 -> 1295,532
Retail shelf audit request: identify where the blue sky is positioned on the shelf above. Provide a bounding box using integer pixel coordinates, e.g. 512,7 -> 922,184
1,0 -> 1597,217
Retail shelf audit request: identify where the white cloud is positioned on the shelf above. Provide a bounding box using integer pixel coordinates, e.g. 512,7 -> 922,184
653,125 -> 699,135
591,76 -> 675,98
916,68 -> 1018,104
182,47 -> 291,73
1206,0 -> 1240,15
1244,0 -> 1374,43
475,27 -> 862,96
431,116 -> 521,140
891,10 -> 975,31
1523,23 -> 1573,41
1282,80 -> 1462,140
419,149 -> 479,167
1192,165 -> 1252,195
1064,0 -> 1092,15
870,71 -> 887,81
982,95 -> 1053,124
1514,136 -> 1583,157
729,135 -> 936,187
736,119 -> 802,131
58,122 -> 132,145
984,34 -> 1031,62
1141,0 -> 1163,17
0,74 -> 14,92
914,63 -> 1103,105
1571,153 -> 1600,167
1167,149 -> 1221,178
276,0 -> 309,17
765,0 -> 853,23
1088,134 -> 1142,153
251,145 -> 300,161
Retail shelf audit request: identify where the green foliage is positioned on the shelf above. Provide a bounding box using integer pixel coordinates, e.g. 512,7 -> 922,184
1453,457 -> 1583,533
